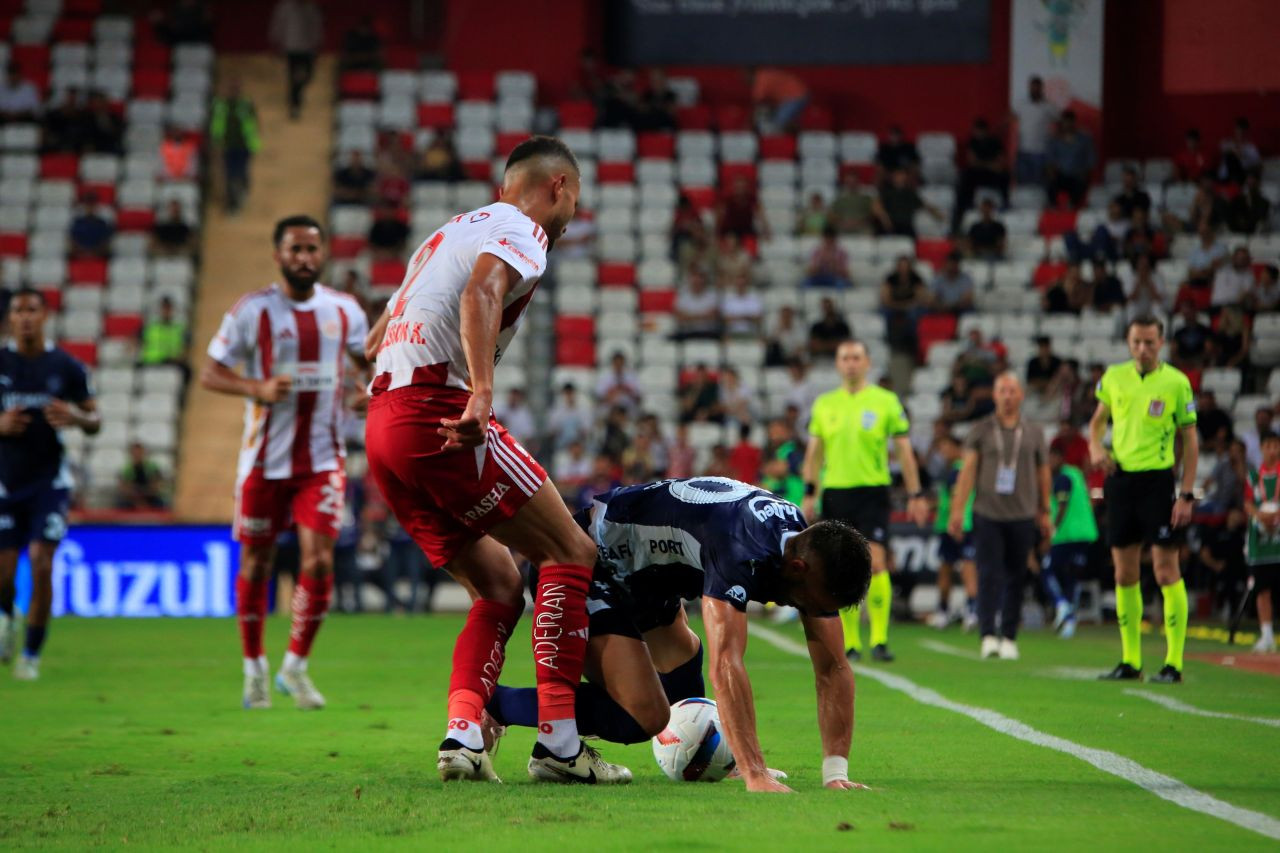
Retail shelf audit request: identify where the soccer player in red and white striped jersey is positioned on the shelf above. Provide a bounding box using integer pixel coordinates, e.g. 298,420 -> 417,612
201,215 -> 369,711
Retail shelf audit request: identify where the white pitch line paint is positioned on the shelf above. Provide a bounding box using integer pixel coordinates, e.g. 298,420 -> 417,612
1039,666 -> 1112,681
747,624 -> 1280,842
1123,689 -> 1280,729
918,639 -> 983,660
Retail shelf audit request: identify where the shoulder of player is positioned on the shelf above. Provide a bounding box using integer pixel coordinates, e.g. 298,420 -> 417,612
1161,362 -> 1193,387
226,285 -> 277,317
870,384 -> 904,410
488,204 -> 550,251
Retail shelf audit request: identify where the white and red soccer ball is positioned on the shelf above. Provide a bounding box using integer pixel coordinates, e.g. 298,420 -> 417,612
652,697 -> 735,782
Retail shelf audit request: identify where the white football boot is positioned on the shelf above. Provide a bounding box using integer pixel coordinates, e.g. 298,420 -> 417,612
528,740 -> 632,784
438,739 -> 501,782
13,655 -> 39,680
980,635 -> 1000,659
243,669 -> 271,709
998,638 -> 1020,660
275,667 -> 325,709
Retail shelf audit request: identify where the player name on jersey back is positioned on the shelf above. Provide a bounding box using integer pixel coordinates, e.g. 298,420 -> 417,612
372,202 -> 550,396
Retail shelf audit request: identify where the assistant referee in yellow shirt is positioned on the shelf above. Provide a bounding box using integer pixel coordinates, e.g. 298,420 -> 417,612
1089,315 -> 1199,683
803,340 -> 929,662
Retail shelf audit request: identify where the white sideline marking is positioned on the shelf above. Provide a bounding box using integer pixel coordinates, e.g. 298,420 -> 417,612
1039,666 -> 1111,681
748,624 -> 1280,841
918,639 -> 982,660
1123,689 -> 1280,729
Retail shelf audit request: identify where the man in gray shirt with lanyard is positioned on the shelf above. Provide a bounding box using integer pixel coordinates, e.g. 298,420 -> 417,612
948,373 -> 1051,660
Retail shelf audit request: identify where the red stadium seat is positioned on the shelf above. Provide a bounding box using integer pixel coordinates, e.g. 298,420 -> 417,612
1033,261 -> 1068,289
383,45 -> 419,70
371,259 -> 407,286
715,105 -> 751,131
456,71 -> 494,100
759,135 -> 796,160
676,105 -> 712,130
681,186 -> 717,211
801,104 -> 834,131
60,341 -> 97,366
0,233 -> 27,258
638,290 -> 676,313
38,288 -> 61,311
554,315 -> 595,338
555,338 -> 595,367
1038,209 -> 1077,237
462,160 -> 491,181
116,209 -> 156,231
558,100 -> 596,129
132,68 -> 171,99
495,131 -> 526,157
915,238 -> 955,268
68,258 -> 107,285
80,182 -> 115,206
11,45 -> 50,73
52,17 -> 94,42
104,313 -> 143,338
417,103 -> 453,128
339,71 -> 380,100
843,162 -> 877,183
598,263 -> 636,287
132,42 -> 170,69
41,153 -> 78,180
637,132 -> 675,159
719,163 -> 757,187
597,161 -> 635,184
916,313 -> 958,363
329,236 -> 367,259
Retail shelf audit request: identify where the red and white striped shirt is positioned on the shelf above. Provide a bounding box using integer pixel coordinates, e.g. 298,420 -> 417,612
208,283 -> 369,481
371,202 -> 549,397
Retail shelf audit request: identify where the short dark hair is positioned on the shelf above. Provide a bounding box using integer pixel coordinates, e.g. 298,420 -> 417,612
273,214 -> 325,245
505,135 -> 579,176
801,520 -> 872,609
1261,431 -> 1280,444
10,286 -> 45,307
1126,315 -> 1165,336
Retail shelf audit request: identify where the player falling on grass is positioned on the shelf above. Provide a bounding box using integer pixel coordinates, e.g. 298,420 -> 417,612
201,215 -> 369,710
0,289 -> 99,680
364,136 -> 629,784
485,477 -> 873,793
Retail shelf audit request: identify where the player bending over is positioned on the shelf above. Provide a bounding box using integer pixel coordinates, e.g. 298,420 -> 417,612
486,477 -> 872,792
0,288 -> 100,679
365,137 -> 627,784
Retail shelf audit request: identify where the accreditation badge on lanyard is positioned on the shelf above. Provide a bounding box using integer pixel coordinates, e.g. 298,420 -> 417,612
992,422 -> 1023,496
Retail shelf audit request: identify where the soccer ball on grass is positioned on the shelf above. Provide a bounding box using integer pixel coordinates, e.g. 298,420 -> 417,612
651,697 -> 735,782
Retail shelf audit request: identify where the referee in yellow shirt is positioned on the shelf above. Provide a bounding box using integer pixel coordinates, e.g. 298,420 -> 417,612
803,340 -> 929,662
1089,316 -> 1199,683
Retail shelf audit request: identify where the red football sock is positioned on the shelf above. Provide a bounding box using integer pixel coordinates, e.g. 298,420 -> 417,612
533,564 -> 591,730
447,599 -> 522,725
287,573 -> 333,658
236,576 -> 269,659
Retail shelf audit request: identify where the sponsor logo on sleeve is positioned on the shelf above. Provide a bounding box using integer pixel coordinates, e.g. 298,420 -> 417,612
724,585 -> 748,604
496,238 -> 541,272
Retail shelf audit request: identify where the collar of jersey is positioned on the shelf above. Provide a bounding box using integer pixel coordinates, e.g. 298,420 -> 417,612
273,281 -> 323,309
1129,360 -> 1164,379
5,339 -> 54,353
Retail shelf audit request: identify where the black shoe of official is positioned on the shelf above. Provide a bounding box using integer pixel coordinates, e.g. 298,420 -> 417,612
845,648 -> 861,662
1148,664 -> 1182,684
1098,662 -> 1143,681
870,644 -> 895,663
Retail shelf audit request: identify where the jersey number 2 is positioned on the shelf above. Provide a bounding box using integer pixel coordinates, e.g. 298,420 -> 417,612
390,231 -> 444,319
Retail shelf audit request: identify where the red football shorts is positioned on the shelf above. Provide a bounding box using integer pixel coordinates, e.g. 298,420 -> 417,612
364,387 -> 547,567
234,467 -> 347,546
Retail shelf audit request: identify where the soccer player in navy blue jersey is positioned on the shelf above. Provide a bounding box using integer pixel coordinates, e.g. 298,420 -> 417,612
0,288 -> 100,679
488,476 -> 873,792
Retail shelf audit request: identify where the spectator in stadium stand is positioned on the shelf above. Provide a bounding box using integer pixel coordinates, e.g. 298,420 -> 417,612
674,268 -> 721,340
1065,199 -> 1127,264
703,443 -> 733,478
873,168 -> 943,237
1211,304 -> 1250,370
748,67 -> 809,134
340,15 -> 383,73
720,272 -> 763,338
1251,264 -> 1280,312
802,225 -> 852,288
1182,174 -> 1229,232
670,194 -> 703,265
665,424 -> 696,478
761,418 -> 806,502
116,441 -> 168,510
1123,253 -> 1174,320
1120,207 -> 1166,261
715,233 -> 754,283
784,361 -> 819,425
875,125 -> 921,181
679,364 -> 723,424
493,388 -> 536,451
1051,419 -> 1090,469
1043,263 -> 1090,314
965,197 -> 1007,260
1202,438 -> 1247,513
1174,128 -> 1209,182
334,270 -> 368,313
159,126 -> 198,181
555,208 -> 596,260
1218,117 -> 1262,184
374,143 -> 411,209
879,255 -> 927,352
415,131 -> 465,183
68,193 -> 114,259
545,383 -> 590,453
1196,390 -> 1234,451
1242,407 -> 1275,469
796,192 -> 829,236
764,304 -> 807,366
552,439 -> 593,501
40,88 -> 85,152
1088,258 -> 1127,313
153,0 -> 213,44
1186,221 -> 1228,289
1044,110 -> 1095,207
620,429 -> 663,483
930,250 -> 975,313
599,404 -> 632,462
1025,336 -> 1062,398
1226,170 -> 1272,234
596,68 -> 641,130
717,176 -> 768,240
576,454 -> 622,510
1113,166 -> 1152,218
807,296 -> 851,357
138,296 -> 190,376
82,92 -> 123,155
957,328 -> 1004,384
952,117 -> 1009,234
596,351 -> 642,415
332,150 -> 376,204
210,81 -> 260,213
572,48 -> 607,104
269,0 -> 323,120
635,69 -> 678,133
828,172 -> 875,235
151,199 -> 196,257
719,367 -> 757,431
1170,301 -> 1212,369
1211,246 -> 1255,310
367,201 -> 410,258
1011,75 -> 1057,184
636,414 -> 670,472
941,373 -> 994,425
0,64 -> 41,122
728,424 -> 763,484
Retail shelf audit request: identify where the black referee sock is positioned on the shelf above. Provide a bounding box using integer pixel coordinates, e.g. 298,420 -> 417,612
658,644 -> 705,703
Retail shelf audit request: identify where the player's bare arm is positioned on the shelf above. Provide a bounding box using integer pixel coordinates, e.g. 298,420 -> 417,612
894,434 -> 929,526
1037,460 -> 1054,539
44,397 -> 100,435
438,253 -> 520,451
800,434 -> 824,521
200,356 -> 292,404
1173,424 -> 1198,527
800,612 -> 867,790
1087,402 -> 1112,471
947,448 -> 979,539
703,597 -> 793,793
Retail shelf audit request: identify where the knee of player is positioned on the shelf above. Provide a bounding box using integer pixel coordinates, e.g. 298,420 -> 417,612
476,570 -> 525,608
557,529 -> 598,571
634,696 -> 672,738
239,546 -> 274,580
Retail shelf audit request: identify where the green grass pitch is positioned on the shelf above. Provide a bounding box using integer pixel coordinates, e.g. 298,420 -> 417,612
1,615 -> 1277,850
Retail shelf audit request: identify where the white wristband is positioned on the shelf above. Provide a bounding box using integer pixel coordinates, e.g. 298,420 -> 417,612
822,755 -> 849,785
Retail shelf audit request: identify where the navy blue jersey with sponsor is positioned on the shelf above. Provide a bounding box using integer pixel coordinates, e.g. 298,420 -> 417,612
0,344 -> 91,492
586,477 -> 808,611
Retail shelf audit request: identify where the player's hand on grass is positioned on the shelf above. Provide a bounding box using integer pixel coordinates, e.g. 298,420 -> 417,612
439,392 -> 491,451
744,771 -> 794,793
825,779 -> 871,791
254,375 -> 293,404
0,407 -> 31,435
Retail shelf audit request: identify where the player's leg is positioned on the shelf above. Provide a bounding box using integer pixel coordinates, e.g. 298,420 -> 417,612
0,547 -> 17,665
972,516 -> 1002,655
932,554 -> 954,629
1254,573 -> 1275,652
15,541 -> 56,678
1101,472 -> 1145,679
862,489 -> 894,660
959,546 -> 979,630
997,520 -> 1036,655
1151,543 -> 1186,682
